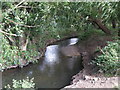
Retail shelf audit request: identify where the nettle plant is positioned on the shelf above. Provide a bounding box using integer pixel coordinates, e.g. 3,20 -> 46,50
4,77 -> 35,89
94,40 -> 120,75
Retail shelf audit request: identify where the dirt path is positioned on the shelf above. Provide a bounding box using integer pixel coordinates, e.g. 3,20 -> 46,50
62,35 -> 119,89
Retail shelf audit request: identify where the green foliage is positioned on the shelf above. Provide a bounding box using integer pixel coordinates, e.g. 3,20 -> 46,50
4,77 -> 35,89
0,36 -> 18,70
0,35 -> 38,71
114,86 -> 120,90
79,29 -> 105,40
93,40 -> 120,75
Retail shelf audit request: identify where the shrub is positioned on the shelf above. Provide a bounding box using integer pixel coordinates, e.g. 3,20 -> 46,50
93,40 -> 120,75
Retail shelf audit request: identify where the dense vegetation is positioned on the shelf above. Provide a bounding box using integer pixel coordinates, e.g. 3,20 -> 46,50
93,40 -> 120,75
0,2 -> 119,76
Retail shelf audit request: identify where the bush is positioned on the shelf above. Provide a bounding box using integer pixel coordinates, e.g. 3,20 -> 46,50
0,35 -> 38,71
93,40 -> 120,75
4,77 -> 35,89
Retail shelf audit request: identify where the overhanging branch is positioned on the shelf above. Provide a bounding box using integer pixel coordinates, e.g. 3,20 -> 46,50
0,29 -> 19,37
4,17 -> 41,28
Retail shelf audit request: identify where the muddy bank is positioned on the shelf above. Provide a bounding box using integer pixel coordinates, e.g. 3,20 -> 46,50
63,73 -> 118,88
63,35 -> 119,88
77,35 -> 113,75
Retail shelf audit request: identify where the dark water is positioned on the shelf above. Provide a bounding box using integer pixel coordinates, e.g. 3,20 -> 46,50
2,38 -> 83,88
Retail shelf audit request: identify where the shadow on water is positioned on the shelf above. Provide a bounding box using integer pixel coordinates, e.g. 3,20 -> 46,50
2,38 -> 83,88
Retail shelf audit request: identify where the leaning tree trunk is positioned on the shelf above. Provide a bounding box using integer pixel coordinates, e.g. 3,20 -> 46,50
89,17 -> 111,35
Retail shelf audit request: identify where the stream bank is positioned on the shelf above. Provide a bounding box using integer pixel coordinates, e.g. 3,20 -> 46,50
63,35 -> 119,88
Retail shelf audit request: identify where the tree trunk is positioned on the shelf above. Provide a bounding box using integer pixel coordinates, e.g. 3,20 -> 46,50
18,32 -> 29,67
19,32 -> 29,51
89,17 -> 111,35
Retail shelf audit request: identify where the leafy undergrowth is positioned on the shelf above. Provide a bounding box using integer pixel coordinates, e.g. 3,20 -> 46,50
4,77 -> 35,89
93,40 -> 120,76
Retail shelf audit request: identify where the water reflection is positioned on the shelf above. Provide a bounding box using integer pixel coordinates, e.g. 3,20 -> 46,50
69,38 -> 78,45
67,57 -> 76,70
27,71 -> 33,76
45,45 -> 59,65
39,45 -> 60,74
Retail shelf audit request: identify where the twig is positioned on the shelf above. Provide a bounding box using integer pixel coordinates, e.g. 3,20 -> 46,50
6,0 -> 26,14
4,17 -> 41,28
0,29 -> 19,37
98,47 -> 105,54
17,6 -> 38,8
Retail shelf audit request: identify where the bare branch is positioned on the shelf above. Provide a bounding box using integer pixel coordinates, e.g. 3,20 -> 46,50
0,29 -> 19,37
6,0 -> 26,14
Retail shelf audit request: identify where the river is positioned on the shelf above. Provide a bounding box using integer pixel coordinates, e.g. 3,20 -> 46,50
2,38 -> 83,89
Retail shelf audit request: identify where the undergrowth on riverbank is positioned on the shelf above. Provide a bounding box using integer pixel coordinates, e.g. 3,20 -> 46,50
0,35 -> 38,71
93,40 -> 120,76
